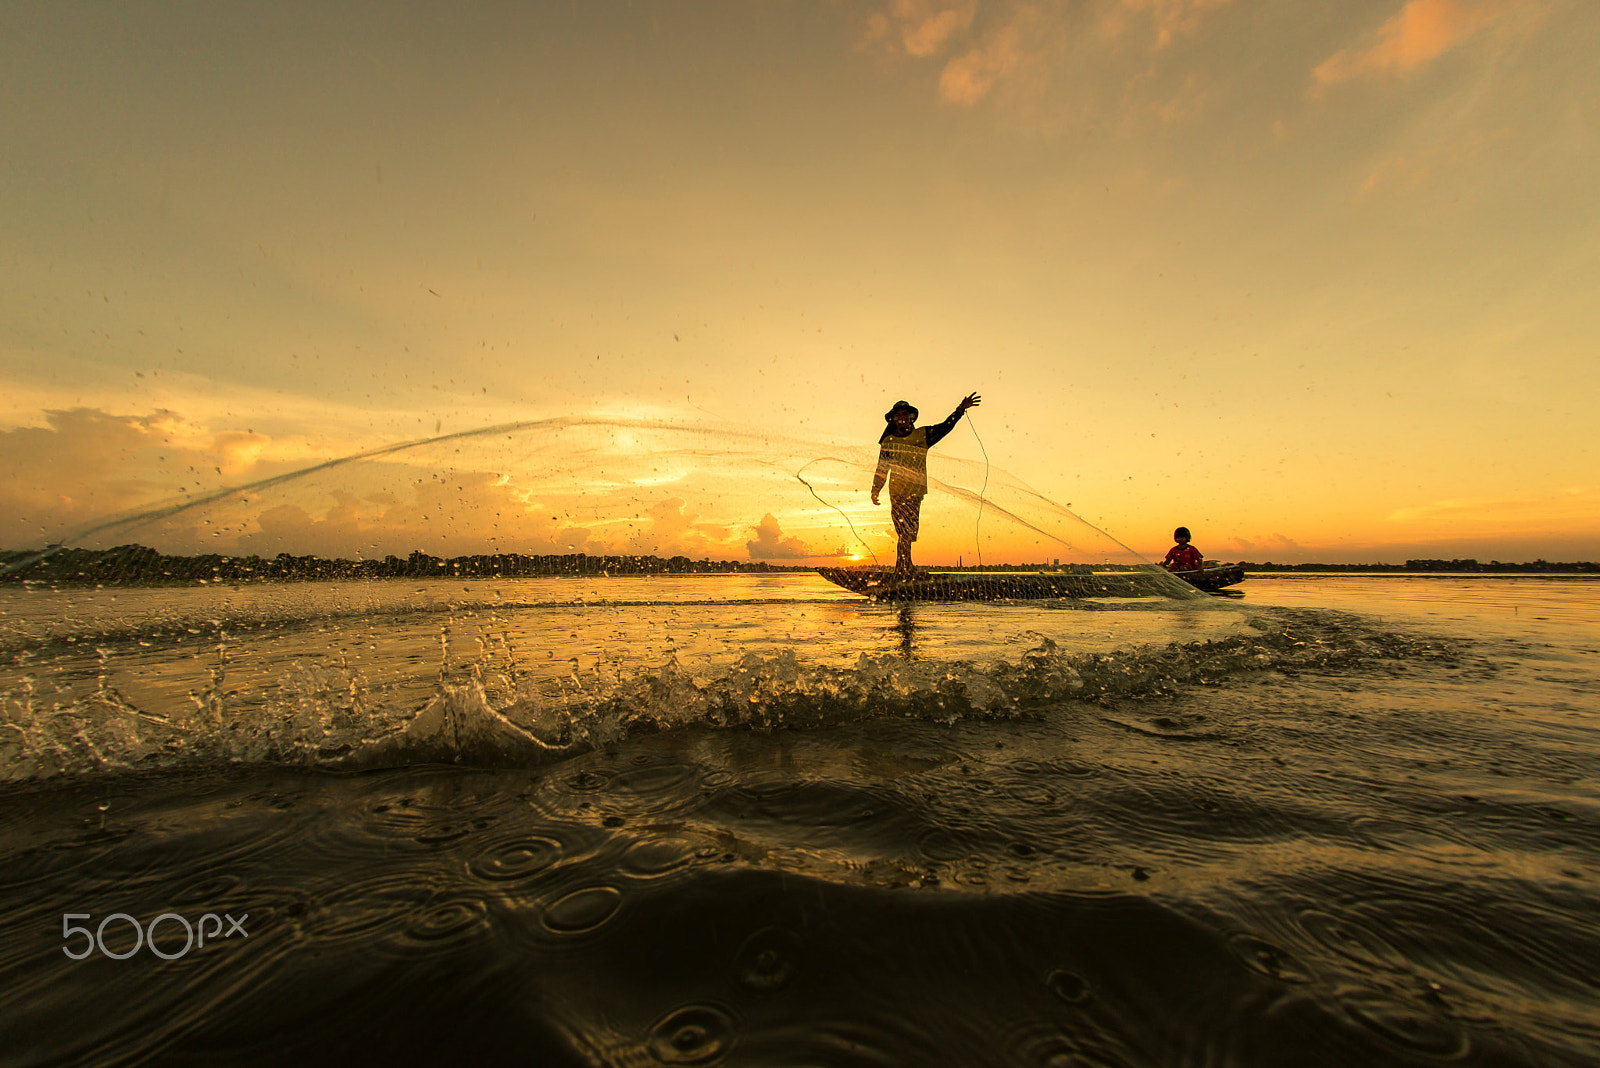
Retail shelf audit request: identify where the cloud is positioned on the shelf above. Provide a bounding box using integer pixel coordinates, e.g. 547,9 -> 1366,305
1313,0 -> 1528,89
1358,126 -> 1513,194
861,0 -> 1234,108
1201,528 -> 1600,565
1211,533 -> 1303,558
624,497 -> 743,559
1386,487 -> 1599,530
746,513 -> 819,560
0,406 -> 662,558
1115,0 -> 1233,50
863,0 -> 978,58
1150,70 -> 1215,124
939,21 -> 1026,104
0,409 -> 873,563
215,431 -> 272,475
0,408 -> 278,547
226,472 -> 597,560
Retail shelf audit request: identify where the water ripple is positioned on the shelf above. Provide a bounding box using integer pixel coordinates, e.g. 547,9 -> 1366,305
646,1003 -> 737,1065
735,925 -> 804,992
1340,992 -> 1471,1060
541,885 -> 622,933
468,834 -> 564,881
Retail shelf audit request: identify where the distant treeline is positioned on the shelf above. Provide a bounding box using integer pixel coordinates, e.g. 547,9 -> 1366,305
2,546 -> 1595,587
945,559 -> 1600,574
1238,559 -> 1600,573
0,545 -> 813,586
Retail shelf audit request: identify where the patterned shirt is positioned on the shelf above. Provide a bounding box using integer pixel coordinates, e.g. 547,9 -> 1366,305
872,408 -> 965,498
1163,544 -> 1203,572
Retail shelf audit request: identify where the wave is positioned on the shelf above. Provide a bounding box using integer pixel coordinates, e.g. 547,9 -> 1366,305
0,592 -> 874,657
0,608 -> 1463,784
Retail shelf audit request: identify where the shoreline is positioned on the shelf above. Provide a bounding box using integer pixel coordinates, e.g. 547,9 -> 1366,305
4,544 -> 1597,589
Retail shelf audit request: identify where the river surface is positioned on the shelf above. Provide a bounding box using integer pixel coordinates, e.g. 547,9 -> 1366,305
2,574 -> 1597,1066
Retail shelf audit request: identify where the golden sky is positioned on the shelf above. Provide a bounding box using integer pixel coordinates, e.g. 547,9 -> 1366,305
3,0 -> 1597,564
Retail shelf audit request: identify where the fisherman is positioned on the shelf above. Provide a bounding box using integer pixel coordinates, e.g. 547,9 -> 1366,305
870,392 -> 981,580
1162,526 -> 1204,573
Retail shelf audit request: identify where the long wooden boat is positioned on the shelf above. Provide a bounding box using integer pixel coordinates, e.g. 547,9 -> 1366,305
1174,563 -> 1246,592
814,564 -> 1244,602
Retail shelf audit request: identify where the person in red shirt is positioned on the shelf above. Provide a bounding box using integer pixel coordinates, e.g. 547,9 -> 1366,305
1162,526 -> 1203,573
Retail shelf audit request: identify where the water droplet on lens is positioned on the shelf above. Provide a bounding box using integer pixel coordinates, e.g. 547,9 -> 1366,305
647,1004 -> 735,1064
736,926 -> 802,992
542,886 -> 622,932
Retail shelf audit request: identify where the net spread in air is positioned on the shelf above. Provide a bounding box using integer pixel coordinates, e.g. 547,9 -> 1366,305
2,417 -> 1205,602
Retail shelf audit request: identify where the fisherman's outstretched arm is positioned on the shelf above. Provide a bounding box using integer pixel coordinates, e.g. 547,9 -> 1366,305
924,392 -> 982,448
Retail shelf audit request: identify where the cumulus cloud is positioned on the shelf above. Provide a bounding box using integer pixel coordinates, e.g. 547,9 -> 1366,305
224,472 -> 604,560
0,408 -> 276,547
623,497 -> 743,559
746,513 -> 819,560
1313,0 -> 1529,89
0,407 -> 649,558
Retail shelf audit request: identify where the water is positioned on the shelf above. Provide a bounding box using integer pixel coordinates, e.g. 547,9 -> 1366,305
2,574 -> 1597,1066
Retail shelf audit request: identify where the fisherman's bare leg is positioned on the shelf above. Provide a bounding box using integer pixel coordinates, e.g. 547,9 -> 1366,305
890,495 -> 923,580
895,536 -> 915,580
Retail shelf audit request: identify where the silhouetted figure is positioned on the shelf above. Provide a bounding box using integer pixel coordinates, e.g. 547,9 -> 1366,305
870,392 -> 980,580
1162,526 -> 1203,573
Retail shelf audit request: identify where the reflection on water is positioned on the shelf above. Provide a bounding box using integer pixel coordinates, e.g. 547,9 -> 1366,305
1,576 -> 1598,1065
893,605 -> 919,659
1240,574 -> 1600,633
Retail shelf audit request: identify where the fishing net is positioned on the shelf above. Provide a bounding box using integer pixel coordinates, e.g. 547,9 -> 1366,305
1,417 -> 1205,602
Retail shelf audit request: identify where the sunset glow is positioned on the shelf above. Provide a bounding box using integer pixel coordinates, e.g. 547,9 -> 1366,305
3,1 -> 1596,565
